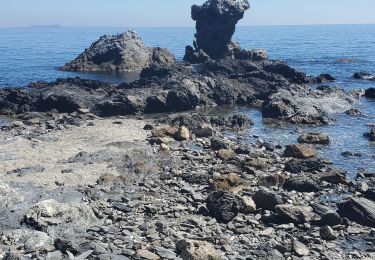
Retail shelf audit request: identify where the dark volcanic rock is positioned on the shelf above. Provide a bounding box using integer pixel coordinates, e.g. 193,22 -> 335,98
60,30 -> 175,72
184,0 -> 250,61
283,176 -> 321,192
206,191 -> 244,223
252,188 -> 283,211
337,197 -> 375,227
365,88 -> 375,98
284,158 -> 326,174
316,74 -> 335,83
353,72 -> 375,81
297,132 -> 330,145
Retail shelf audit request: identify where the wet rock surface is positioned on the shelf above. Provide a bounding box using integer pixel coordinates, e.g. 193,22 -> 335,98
60,30 -> 175,72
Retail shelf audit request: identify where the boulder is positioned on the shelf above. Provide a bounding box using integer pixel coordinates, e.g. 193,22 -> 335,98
176,239 -> 221,260
316,74 -> 335,83
275,204 -> 313,224
233,48 -> 269,61
258,174 -> 286,188
206,191 -> 244,223
209,173 -> 245,193
24,199 -> 98,232
252,188 -> 283,211
262,87 -> 356,124
365,88 -> 375,98
60,30 -> 175,72
292,240 -> 310,257
284,144 -> 317,159
192,123 -> 214,137
320,226 -> 337,241
353,72 -> 375,81
337,197 -> 375,227
284,158 -> 326,174
319,211 -> 342,226
174,126 -> 190,141
297,132 -> 330,145
283,176 -> 320,192
184,0 -> 250,61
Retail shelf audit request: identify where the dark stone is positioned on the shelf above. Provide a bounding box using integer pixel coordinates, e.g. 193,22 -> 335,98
226,114 -> 253,129
284,159 -> 326,174
252,188 -> 283,211
316,74 -> 335,83
210,137 -> 229,150
206,191 -> 244,223
337,197 -> 375,227
185,0 -> 250,60
297,132 -> 330,145
283,176 -> 320,192
319,211 -> 342,226
353,72 -> 375,81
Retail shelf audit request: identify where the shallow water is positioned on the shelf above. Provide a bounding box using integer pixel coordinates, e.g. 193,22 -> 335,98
0,25 -> 374,176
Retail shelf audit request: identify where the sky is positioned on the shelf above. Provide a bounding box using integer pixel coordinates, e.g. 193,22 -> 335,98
1,0 -> 375,28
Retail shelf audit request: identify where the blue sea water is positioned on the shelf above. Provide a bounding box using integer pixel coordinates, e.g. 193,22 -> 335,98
0,25 -> 374,175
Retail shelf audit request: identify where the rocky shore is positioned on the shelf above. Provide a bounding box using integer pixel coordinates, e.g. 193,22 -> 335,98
1,0 -> 375,259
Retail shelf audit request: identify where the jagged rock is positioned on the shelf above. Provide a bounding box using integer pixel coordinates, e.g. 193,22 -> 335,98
1,229 -> 54,252
24,199 -> 98,232
233,48 -> 269,61
353,72 -> 375,81
242,196 -> 257,213
275,204 -> 313,224
210,137 -> 229,150
337,197 -> 375,227
176,239 -> 221,260
60,30 -> 175,72
252,188 -> 283,211
297,132 -> 330,145
206,191 -> 244,223
262,87 -> 356,124
184,0 -> 250,61
320,226 -> 337,241
319,169 -> 348,185
284,144 -> 316,159
365,88 -> 375,98
225,114 -> 254,129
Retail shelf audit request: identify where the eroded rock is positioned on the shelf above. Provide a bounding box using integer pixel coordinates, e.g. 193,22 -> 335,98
60,30 -> 175,72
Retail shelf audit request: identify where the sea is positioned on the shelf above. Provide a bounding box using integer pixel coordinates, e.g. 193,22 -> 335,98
0,25 -> 374,177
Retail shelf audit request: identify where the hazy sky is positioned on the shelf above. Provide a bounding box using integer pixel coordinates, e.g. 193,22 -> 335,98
1,0 -> 375,28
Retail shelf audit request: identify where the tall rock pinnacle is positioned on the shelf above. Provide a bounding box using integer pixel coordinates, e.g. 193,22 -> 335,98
184,0 -> 250,62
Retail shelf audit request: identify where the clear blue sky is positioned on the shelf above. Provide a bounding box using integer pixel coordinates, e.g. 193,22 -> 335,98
1,0 -> 375,28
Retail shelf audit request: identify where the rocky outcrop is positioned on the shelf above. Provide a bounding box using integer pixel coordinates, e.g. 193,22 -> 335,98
60,30 -> 175,72
184,0 -> 251,61
262,87 -> 356,124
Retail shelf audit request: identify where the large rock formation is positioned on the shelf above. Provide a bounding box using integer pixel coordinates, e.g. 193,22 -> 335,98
184,0 -> 250,62
60,30 -> 175,73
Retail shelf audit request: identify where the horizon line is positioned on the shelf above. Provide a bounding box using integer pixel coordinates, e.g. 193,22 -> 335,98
1,22 -> 375,30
